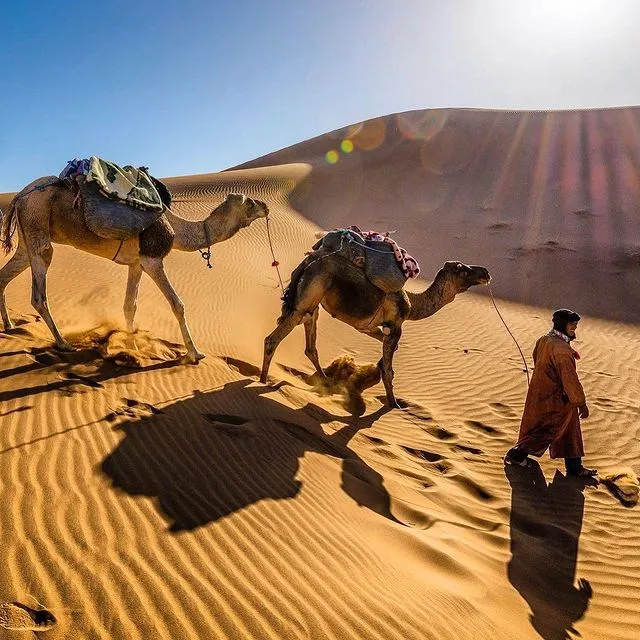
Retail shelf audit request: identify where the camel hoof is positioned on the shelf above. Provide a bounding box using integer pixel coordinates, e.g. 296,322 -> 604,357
2,322 -> 14,332
184,351 -> 205,365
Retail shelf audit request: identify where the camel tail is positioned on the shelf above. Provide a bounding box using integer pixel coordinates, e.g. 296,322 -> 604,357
0,197 -> 18,254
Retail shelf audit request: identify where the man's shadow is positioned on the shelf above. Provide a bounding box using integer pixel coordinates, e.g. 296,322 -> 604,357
505,461 -> 594,640
101,378 -> 402,531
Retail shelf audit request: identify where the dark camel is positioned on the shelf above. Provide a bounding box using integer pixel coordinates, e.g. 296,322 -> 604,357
261,250 -> 490,407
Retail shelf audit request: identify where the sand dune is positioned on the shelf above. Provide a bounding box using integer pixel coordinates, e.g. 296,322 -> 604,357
234,107 -> 640,323
0,108 -> 639,638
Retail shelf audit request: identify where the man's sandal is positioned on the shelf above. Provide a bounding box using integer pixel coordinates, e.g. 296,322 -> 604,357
569,467 -> 598,478
504,455 -> 532,468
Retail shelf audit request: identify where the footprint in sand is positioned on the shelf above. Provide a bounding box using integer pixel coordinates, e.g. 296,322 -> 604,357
204,414 -> 256,437
451,444 -> 483,456
592,397 -> 636,413
0,602 -> 56,632
395,402 -> 457,440
106,398 -> 163,421
399,401 -> 434,421
425,426 -> 456,441
401,446 -> 444,463
488,402 -> 517,418
451,475 -> 495,502
465,420 -> 500,436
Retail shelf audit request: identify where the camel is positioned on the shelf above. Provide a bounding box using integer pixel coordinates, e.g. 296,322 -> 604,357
260,249 -> 490,408
0,176 -> 268,362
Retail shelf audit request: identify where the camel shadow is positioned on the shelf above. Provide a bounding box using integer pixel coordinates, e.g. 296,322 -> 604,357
0,346 -> 181,403
101,378 -> 400,532
505,461 -> 594,640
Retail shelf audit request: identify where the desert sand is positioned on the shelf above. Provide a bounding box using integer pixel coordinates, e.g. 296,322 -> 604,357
0,108 -> 638,639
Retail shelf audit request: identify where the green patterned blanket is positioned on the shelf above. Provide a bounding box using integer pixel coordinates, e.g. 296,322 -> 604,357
85,156 -> 164,212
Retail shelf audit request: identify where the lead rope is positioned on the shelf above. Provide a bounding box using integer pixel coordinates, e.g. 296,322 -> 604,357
265,215 -> 285,295
487,283 -> 530,386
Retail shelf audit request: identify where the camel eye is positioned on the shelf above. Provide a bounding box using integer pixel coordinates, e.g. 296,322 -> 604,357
456,263 -> 463,271
246,198 -> 255,207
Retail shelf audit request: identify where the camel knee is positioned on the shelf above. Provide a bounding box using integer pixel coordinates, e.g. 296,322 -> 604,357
264,337 -> 275,356
40,246 -> 53,266
31,291 -> 47,312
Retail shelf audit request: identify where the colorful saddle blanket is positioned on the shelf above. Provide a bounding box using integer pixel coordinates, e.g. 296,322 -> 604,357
59,156 -> 164,212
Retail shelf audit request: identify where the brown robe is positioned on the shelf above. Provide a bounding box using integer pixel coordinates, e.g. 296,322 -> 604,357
515,334 -> 586,459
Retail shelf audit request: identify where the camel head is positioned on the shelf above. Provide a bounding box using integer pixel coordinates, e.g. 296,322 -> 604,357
440,260 -> 491,293
215,193 -> 269,228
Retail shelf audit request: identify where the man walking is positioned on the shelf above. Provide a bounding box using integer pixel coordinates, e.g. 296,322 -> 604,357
505,309 -> 597,478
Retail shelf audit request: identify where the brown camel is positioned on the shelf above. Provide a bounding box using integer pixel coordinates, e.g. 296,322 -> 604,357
0,176 -> 268,362
261,250 -> 490,408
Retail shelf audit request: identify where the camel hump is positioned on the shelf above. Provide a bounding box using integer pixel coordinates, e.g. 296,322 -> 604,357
362,240 -> 408,293
314,228 -> 410,293
78,177 -> 166,240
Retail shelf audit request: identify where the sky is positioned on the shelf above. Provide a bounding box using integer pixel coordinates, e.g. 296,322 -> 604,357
1,0 -> 639,191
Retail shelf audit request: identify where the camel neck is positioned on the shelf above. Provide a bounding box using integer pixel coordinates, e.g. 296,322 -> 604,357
407,273 -> 456,321
162,208 -> 207,252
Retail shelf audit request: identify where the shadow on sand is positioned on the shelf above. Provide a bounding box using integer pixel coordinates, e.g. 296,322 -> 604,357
506,460 -> 595,640
0,344 -> 181,403
101,378 -> 402,531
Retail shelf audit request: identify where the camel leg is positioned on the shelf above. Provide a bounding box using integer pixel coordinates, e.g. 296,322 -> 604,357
262,263 -> 329,383
123,262 -> 143,333
303,308 -> 325,377
380,326 -> 402,409
260,310 -> 307,383
30,247 -> 74,351
0,238 -> 30,330
139,256 -> 204,364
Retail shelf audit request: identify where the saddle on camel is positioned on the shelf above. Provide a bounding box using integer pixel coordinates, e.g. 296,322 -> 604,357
57,156 -> 173,240
309,225 -> 421,293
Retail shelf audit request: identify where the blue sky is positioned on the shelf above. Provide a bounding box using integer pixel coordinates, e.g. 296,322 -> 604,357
1,0 -> 639,191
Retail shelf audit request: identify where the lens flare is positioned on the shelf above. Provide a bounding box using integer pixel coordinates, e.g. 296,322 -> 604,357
325,150 -> 339,164
340,139 -> 354,153
348,118 -> 386,151
397,111 -> 448,141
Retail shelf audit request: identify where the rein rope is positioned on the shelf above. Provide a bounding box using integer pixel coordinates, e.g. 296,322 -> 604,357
265,214 -> 285,295
487,283 -> 530,385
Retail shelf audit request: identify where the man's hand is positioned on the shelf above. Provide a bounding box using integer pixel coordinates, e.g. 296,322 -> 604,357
578,404 -> 590,419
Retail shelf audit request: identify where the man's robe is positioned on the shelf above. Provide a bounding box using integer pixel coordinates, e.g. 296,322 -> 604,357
515,334 -> 586,459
